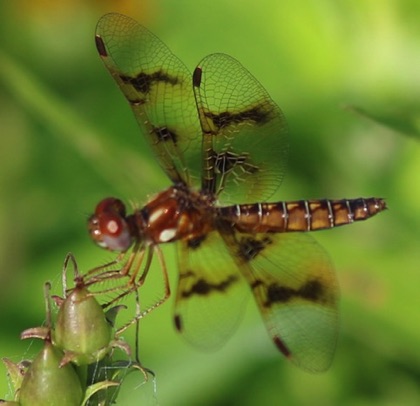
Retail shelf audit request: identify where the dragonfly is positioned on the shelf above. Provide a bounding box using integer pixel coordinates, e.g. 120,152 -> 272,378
88,13 -> 386,373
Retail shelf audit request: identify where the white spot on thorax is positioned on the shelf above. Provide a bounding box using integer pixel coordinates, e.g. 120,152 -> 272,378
149,208 -> 166,224
159,228 -> 177,242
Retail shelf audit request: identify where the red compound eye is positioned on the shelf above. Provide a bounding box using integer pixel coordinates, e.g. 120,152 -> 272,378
88,198 -> 133,252
94,197 -> 126,217
97,211 -> 132,251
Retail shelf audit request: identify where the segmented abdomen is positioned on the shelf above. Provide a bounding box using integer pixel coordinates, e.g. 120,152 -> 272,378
219,198 -> 386,233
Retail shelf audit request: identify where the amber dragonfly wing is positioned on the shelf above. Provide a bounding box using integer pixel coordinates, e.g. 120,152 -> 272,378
174,230 -> 249,351
96,14 -> 289,203
222,230 -> 339,373
95,13 -> 202,187
193,53 -> 288,205
174,223 -> 338,372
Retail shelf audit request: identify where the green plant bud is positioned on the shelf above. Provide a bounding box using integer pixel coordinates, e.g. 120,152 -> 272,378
18,341 -> 83,406
54,285 -> 113,366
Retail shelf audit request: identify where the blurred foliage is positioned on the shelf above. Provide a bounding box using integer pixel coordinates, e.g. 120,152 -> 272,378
347,104 -> 420,140
0,0 -> 419,405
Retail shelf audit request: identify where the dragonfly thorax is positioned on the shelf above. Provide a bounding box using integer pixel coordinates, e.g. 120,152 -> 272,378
139,185 -> 214,245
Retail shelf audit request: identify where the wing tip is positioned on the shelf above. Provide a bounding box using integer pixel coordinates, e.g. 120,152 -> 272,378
273,335 -> 335,373
193,67 -> 202,87
273,335 -> 292,358
95,34 -> 108,57
174,314 -> 183,332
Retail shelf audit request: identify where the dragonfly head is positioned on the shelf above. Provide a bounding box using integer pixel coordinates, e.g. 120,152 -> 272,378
88,197 -> 134,252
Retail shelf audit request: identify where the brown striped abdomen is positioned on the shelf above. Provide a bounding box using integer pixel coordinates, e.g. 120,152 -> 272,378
219,198 -> 386,233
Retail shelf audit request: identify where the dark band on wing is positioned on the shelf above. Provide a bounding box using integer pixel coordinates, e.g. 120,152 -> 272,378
252,279 -> 325,307
153,126 -> 178,143
205,105 -> 272,130
237,236 -> 273,262
95,35 -> 107,57
180,271 -> 238,298
119,70 -> 180,94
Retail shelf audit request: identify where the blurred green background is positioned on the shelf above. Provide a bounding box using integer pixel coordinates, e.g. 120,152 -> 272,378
0,0 -> 419,405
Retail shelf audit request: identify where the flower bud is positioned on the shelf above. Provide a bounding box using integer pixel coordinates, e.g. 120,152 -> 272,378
18,340 -> 83,406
